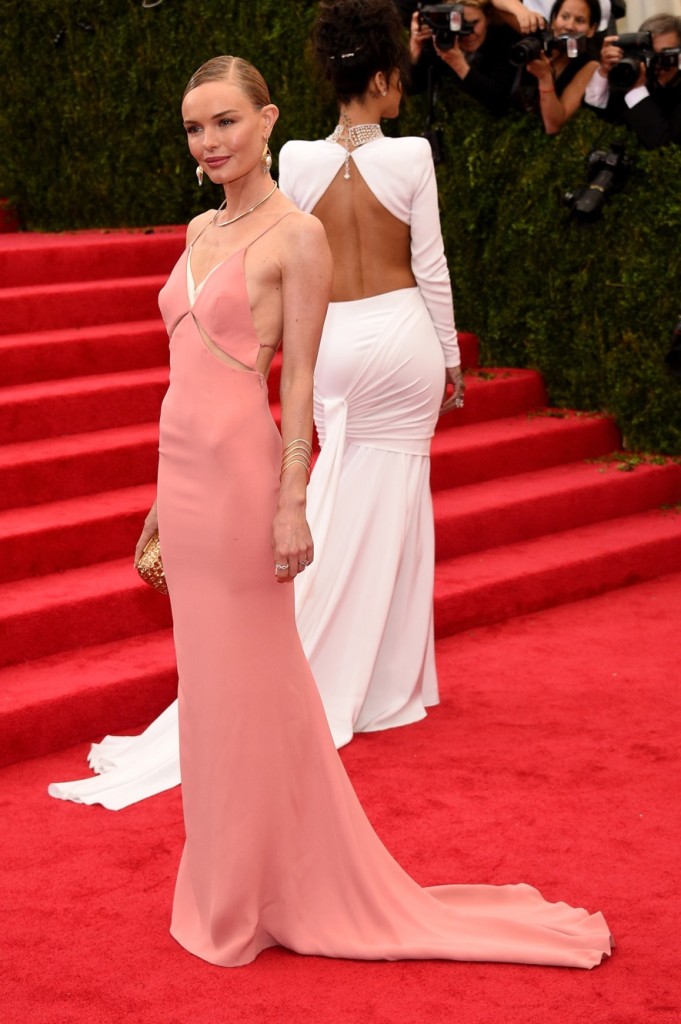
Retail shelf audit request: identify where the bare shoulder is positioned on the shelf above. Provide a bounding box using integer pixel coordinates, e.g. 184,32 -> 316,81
278,207 -> 330,257
185,209 -> 214,246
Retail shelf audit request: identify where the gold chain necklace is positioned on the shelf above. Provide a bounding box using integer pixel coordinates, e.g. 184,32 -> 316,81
212,182 -> 278,228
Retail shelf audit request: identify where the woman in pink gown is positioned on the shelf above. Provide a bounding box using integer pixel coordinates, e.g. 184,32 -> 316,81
120,37 -> 613,969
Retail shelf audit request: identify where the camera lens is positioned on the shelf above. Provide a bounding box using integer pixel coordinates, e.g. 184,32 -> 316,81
609,56 -> 642,90
509,35 -> 543,67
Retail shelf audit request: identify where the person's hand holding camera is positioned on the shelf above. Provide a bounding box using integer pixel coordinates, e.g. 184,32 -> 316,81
515,8 -> 545,34
599,36 -> 648,89
433,36 -> 471,79
495,0 -> 545,35
597,36 -> 624,78
409,10 -> 433,62
527,51 -> 555,84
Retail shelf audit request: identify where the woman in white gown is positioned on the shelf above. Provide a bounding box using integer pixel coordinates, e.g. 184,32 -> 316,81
48,0 -> 464,810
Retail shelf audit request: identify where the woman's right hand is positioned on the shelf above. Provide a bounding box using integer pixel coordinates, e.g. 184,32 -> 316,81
440,366 -> 465,414
434,37 -> 470,79
527,52 -> 554,82
134,501 -> 159,567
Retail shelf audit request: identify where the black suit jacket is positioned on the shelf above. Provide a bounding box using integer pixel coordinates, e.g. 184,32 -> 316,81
620,77 -> 681,149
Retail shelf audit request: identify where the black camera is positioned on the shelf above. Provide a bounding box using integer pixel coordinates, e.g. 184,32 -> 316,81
608,31 -> 654,89
665,317 -> 681,379
563,143 -> 632,222
651,46 -> 681,73
417,3 -> 474,50
509,30 -> 588,67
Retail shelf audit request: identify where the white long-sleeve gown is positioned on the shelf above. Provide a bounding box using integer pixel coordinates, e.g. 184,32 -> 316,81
49,136 -> 461,809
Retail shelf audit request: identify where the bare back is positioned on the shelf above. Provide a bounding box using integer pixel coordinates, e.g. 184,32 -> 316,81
311,160 -> 416,302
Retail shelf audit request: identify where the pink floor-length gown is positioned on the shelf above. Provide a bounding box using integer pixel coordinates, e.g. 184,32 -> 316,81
152,217 -> 613,969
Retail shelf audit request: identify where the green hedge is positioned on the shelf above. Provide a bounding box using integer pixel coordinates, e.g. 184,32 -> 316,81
399,87 -> 681,454
1,1 -> 680,452
0,0 -> 329,229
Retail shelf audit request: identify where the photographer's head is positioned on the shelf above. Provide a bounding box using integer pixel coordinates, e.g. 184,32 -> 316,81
640,13 -> 681,87
457,1 -> 492,55
550,0 -> 600,39
313,0 -> 409,113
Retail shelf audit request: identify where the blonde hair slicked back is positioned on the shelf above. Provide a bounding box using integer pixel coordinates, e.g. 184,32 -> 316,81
183,55 -> 270,108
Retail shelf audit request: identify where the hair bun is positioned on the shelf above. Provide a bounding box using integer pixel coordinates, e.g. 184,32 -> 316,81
312,0 -> 409,105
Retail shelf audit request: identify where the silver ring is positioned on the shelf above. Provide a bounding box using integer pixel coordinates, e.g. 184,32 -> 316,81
275,563 -> 289,571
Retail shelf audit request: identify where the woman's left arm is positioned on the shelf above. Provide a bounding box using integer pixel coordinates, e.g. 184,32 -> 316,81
530,56 -> 600,133
407,141 -> 464,412
273,214 -> 333,582
408,140 -> 460,371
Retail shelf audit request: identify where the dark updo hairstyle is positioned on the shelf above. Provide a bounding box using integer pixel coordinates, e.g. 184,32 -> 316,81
313,0 -> 411,105
549,0 -> 601,29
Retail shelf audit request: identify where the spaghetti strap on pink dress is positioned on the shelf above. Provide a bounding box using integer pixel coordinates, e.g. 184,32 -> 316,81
155,218 -> 613,969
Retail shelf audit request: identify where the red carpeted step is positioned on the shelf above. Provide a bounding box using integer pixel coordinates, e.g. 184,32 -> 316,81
0,629 -> 177,767
0,327 -> 480,393
0,364 -> 532,454
0,321 -> 170,386
433,459 -> 681,560
0,405 -> 619,515
0,276 -> 167,334
433,506 -> 681,637
430,411 -> 621,490
0,324 -> 474,403
0,558 -> 172,669
0,424 -> 160,509
434,368 -> 546,426
0,228 -> 185,287
8,455 -> 676,586
0,484 -> 157,583
1,367 -> 168,442
6,478 -> 678,672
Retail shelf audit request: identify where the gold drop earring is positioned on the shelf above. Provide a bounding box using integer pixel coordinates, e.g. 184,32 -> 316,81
196,165 -> 204,187
261,138 -> 272,175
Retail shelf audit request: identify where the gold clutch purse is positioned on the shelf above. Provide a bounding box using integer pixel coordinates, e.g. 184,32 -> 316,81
136,531 -> 169,595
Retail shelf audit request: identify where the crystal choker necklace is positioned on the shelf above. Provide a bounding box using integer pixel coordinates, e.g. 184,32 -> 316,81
325,122 -> 384,179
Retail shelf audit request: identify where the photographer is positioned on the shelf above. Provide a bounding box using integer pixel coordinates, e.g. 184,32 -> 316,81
585,14 -> 681,148
524,0 -> 601,133
522,0 -> 612,32
408,0 -> 526,116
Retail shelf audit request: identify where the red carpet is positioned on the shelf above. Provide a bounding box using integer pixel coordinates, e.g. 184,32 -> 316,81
1,573 -> 679,1024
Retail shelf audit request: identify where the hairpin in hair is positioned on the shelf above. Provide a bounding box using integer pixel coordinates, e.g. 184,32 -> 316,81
329,44 -> 363,61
